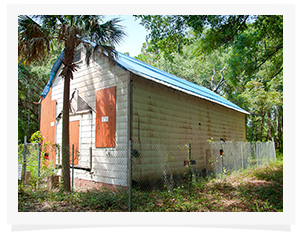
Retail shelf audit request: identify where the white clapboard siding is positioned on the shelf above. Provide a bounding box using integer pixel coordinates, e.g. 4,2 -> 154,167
49,46 -> 247,186
51,47 -> 129,187
131,74 -> 246,181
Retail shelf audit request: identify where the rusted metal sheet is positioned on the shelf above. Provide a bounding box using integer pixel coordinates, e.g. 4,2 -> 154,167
95,86 -> 116,148
69,120 -> 80,165
40,87 -> 57,163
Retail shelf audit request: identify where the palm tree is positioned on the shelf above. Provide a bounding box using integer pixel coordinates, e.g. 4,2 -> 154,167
18,15 -> 126,191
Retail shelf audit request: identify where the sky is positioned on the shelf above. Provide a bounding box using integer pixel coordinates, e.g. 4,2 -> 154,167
103,15 -> 148,57
31,15 -> 148,58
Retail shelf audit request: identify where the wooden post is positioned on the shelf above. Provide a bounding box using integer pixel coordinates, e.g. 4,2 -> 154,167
25,171 -> 31,185
47,175 -> 60,190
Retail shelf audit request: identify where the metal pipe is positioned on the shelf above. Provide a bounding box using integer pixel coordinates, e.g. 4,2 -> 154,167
37,142 -> 41,189
22,136 -> 27,187
188,143 -> 192,193
128,140 -> 132,212
89,147 -> 92,170
72,144 -> 74,192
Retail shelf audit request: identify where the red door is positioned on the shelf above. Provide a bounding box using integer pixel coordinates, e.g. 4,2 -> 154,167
95,86 -> 116,148
69,120 -> 80,165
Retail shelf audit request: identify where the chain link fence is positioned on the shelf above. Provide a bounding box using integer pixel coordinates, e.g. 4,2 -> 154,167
18,139 -> 276,211
206,141 -> 277,179
18,142 -> 42,187
18,139 -> 58,189
130,142 -> 201,191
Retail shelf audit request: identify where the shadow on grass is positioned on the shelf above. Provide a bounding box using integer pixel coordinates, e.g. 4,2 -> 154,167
18,161 -> 283,212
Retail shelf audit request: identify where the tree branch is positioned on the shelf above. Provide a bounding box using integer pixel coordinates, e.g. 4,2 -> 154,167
214,65 -> 227,93
256,44 -> 283,70
211,66 -> 216,90
270,67 -> 283,79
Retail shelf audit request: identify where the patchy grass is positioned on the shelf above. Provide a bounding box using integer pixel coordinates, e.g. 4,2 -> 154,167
18,160 -> 283,212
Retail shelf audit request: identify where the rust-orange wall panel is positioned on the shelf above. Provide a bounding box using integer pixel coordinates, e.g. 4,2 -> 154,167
69,120 -> 79,165
95,86 -> 116,148
40,88 -> 56,163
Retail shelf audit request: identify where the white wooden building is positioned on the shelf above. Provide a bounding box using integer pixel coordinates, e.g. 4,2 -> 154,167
40,43 -> 249,187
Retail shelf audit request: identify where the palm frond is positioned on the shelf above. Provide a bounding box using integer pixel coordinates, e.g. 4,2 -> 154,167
89,17 -> 127,47
94,44 -> 118,65
18,15 -> 50,64
82,39 -> 118,67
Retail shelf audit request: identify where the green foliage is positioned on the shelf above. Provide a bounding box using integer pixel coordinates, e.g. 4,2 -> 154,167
238,80 -> 282,145
135,15 -> 283,152
18,42 -> 63,143
18,143 -> 58,189
19,15 -> 127,191
29,130 -> 44,143
18,159 -> 283,212
18,131 -> 58,188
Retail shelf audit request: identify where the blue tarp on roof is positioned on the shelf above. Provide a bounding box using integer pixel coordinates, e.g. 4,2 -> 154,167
42,45 -> 248,114
40,49 -> 64,99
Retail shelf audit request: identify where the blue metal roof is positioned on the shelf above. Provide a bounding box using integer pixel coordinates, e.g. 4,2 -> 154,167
114,52 -> 249,114
41,43 -> 248,114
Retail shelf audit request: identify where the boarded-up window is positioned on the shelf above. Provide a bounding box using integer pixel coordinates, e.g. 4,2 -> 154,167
40,87 -> 56,163
95,86 -> 116,148
69,120 -> 80,165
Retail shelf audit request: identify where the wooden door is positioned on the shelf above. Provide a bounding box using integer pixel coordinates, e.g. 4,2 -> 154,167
69,120 -> 80,165
95,86 -> 116,148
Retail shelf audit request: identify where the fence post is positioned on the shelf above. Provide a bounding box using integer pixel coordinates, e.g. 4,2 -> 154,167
241,142 -> 244,170
272,140 -> 277,161
188,143 -> 192,193
128,140 -> 132,212
256,143 -> 259,169
37,142 -> 41,189
220,153 -> 223,181
89,147 -> 93,170
22,136 -> 27,187
71,144 -> 74,192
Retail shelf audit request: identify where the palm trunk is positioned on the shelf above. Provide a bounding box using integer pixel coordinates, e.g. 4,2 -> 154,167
61,73 -> 71,191
60,44 -> 76,191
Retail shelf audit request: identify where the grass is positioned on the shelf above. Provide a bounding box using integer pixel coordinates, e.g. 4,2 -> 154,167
18,159 -> 283,212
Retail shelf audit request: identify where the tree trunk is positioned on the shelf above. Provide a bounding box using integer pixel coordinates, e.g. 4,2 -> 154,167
61,74 -> 71,191
260,115 -> 264,141
59,25 -> 79,191
277,106 -> 283,152
60,44 -> 76,191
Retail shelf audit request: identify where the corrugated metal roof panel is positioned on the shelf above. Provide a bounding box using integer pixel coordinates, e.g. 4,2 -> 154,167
42,41 -> 248,114
114,52 -> 249,115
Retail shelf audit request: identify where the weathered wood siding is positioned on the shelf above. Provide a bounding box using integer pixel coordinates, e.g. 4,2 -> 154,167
130,74 -> 246,181
51,47 -> 129,186
46,45 -> 246,186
